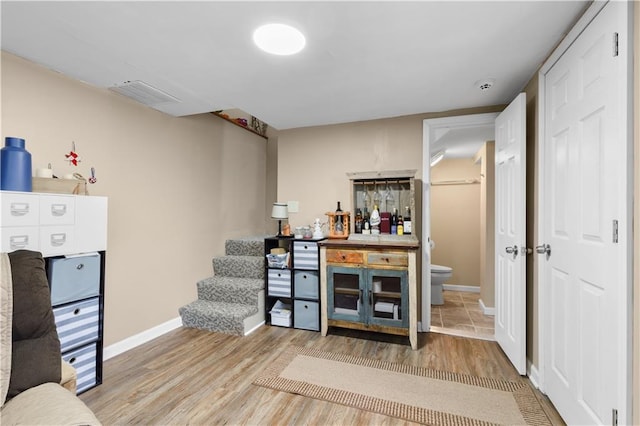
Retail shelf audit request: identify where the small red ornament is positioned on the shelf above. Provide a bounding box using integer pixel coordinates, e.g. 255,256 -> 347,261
65,141 -> 81,166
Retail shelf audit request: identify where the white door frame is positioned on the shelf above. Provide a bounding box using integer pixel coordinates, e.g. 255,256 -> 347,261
537,1 -> 633,422
421,112 -> 499,331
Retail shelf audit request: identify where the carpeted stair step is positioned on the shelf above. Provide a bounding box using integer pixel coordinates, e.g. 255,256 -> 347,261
179,300 -> 258,336
197,276 -> 263,305
225,236 -> 267,257
212,255 -> 264,279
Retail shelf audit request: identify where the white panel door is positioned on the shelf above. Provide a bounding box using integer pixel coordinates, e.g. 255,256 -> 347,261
494,93 -> 526,375
542,2 -> 629,424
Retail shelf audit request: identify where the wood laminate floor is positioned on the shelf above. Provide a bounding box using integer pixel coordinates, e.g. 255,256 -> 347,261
80,326 -> 564,425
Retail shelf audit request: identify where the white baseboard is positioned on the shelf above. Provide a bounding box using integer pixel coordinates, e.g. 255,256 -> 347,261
244,320 -> 265,336
103,316 -> 183,361
527,360 -> 540,389
479,299 -> 495,315
442,284 -> 480,293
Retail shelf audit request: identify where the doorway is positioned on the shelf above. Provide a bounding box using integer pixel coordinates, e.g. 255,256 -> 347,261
421,112 -> 499,339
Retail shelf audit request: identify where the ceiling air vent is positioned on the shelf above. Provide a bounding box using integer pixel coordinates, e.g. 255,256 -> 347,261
108,80 -> 180,106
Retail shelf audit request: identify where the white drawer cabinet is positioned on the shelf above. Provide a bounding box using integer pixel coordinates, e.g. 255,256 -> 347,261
39,195 -> 75,225
1,192 -> 39,227
1,190 -> 107,394
1,191 -> 107,257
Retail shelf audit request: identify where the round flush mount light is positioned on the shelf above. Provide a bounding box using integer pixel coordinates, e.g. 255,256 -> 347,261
253,23 -> 306,56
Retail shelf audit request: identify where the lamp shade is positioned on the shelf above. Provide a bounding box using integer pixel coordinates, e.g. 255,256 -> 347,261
271,203 -> 289,220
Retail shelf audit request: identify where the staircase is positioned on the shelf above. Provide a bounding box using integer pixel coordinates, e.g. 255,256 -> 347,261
179,236 -> 266,336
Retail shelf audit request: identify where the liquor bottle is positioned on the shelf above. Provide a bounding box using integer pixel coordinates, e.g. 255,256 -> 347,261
362,208 -> 371,235
370,204 -> 381,235
397,215 -> 404,235
355,208 -> 363,234
391,208 -> 398,235
404,206 -> 412,235
334,201 -> 343,234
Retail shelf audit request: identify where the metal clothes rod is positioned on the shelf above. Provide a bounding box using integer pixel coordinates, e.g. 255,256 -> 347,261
431,178 -> 480,186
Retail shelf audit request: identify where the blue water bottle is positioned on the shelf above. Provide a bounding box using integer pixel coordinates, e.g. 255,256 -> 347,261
1,137 -> 33,192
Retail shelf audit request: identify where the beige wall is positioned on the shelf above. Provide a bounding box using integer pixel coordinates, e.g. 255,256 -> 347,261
430,158 -> 481,287
1,51 -> 269,346
277,106 -> 504,322
476,142 -> 495,307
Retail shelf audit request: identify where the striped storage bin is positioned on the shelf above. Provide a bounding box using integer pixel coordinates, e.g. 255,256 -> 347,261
267,269 -> 291,297
292,241 -> 319,269
62,342 -> 97,394
53,297 -> 100,352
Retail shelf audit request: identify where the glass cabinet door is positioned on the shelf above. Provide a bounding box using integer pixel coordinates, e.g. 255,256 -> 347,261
367,269 -> 408,328
327,266 -> 364,323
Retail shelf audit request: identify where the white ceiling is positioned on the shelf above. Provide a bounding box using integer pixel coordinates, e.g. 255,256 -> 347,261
1,1 -> 588,132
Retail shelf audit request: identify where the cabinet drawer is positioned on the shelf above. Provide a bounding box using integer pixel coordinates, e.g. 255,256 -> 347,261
62,342 -> 97,394
294,270 -> 319,299
294,300 -> 319,331
292,241 -> 319,269
39,195 -> 75,225
267,269 -> 291,297
0,226 -> 39,252
326,249 -> 364,264
1,192 -> 39,227
49,254 -> 101,305
53,298 -> 100,352
367,252 -> 408,267
39,226 -> 75,256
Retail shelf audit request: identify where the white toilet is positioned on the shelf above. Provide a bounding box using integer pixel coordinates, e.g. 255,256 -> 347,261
431,264 -> 452,305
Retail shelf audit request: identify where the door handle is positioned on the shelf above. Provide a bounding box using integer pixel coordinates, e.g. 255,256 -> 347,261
536,244 -> 551,259
505,245 -> 518,258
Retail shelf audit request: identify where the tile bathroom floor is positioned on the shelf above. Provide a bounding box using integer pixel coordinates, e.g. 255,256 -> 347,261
430,290 -> 495,340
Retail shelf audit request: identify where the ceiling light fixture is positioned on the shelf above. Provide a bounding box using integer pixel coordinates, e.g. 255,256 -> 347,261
430,151 -> 445,167
253,23 -> 306,56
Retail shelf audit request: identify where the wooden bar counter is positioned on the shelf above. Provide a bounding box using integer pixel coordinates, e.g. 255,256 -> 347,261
318,235 -> 420,349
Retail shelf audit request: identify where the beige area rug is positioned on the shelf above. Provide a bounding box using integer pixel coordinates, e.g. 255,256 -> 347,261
253,347 -> 551,425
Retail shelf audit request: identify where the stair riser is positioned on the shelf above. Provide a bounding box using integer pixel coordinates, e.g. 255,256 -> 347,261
225,239 -> 265,257
212,257 -> 264,279
179,301 -> 258,337
197,285 -> 259,305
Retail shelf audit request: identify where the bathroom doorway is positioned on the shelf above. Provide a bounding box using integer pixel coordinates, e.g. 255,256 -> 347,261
421,112 -> 498,340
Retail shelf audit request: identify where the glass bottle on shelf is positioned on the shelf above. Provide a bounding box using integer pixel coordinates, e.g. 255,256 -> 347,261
335,201 -> 344,234
397,215 -> 404,235
362,208 -> 371,234
391,208 -> 398,235
370,204 -> 381,235
404,206 -> 412,235
354,208 -> 363,234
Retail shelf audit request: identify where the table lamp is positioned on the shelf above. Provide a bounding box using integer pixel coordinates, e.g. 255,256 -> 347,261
271,202 -> 289,237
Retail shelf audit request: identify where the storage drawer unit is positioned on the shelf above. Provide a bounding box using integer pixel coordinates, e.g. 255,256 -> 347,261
294,300 -> 319,331
53,297 -> 100,352
367,251 -> 408,267
39,195 -> 75,225
1,192 -> 39,227
267,269 -> 291,297
326,249 -> 364,264
294,270 -> 319,299
1,226 -> 39,252
62,342 -> 98,394
49,254 -> 101,305
292,241 -> 319,269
